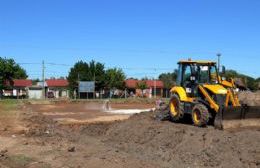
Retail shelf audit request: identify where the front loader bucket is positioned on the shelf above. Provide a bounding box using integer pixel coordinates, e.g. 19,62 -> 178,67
214,105 -> 260,130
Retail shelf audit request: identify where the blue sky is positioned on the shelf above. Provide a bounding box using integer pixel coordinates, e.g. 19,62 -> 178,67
0,0 -> 260,79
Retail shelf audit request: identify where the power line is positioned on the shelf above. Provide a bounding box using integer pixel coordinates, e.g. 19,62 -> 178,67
19,62 -> 73,66
120,67 -> 174,70
19,61 -> 177,79
45,63 -> 72,66
19,61 -> 175,70
18,62 -> 42,65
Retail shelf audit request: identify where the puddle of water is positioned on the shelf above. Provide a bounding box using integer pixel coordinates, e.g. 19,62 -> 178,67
104,108 -> 154,114
102,99 -> 154,114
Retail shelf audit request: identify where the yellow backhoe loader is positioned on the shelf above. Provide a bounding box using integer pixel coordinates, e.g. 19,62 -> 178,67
169,59 -> 260,129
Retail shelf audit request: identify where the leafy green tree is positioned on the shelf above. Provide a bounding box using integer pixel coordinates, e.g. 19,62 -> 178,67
246,76 -> 258,90
158,69 -> 178,89
223,70 -> 239,79
223,70 -> 258,91
67,60 -> 105,97
89,60 -> 106,90
32,78 -> 40,85
0,57 -> 27,97
141,77 -> 149,80
105,68 -> 126,89
257,78 -> 260,90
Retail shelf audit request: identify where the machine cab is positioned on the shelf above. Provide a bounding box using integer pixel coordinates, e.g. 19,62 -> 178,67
176,60 -> 219,97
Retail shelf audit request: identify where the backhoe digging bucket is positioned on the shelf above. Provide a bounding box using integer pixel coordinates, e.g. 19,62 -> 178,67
214,105 -> 260,130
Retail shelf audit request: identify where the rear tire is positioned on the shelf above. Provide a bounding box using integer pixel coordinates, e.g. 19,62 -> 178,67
192,103 -> 209,127
169,94 -> 184,122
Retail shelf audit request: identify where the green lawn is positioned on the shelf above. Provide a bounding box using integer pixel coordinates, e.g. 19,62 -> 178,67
0,99 -> 20,116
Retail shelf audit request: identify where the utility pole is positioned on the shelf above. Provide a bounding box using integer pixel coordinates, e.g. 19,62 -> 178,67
217,53 -> 221,72
94,65 -> 96,99
42,60 -> 45,99
154,79 -> 157,98
154,68 -> 157,98
78,73 -> 80,99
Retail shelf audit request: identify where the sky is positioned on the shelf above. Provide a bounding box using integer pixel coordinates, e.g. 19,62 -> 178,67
0,0 -> 260,79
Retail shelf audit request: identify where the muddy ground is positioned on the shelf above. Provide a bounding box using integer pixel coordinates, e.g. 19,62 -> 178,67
0,100 -> 259,168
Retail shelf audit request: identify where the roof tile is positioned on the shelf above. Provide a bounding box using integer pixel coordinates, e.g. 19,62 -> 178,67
46,79 -> 69,87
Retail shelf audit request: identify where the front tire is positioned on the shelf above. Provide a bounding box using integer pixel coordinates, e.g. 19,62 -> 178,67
169,94 -> 184,122
192,104 -> 209,127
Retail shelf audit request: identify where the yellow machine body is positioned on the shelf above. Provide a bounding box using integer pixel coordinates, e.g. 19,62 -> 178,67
168,59 -> 259,129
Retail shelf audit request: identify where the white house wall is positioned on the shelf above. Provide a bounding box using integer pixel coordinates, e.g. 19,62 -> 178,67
28,90 -> 42,99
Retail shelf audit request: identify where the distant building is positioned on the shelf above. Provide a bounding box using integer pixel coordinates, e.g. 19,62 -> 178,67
46,79 -> 69,98
2,79 -> 70,99
3,79 -> 32,98
28,86 -> 43,99
125,79 -> 164,98
37,81 -> 47,87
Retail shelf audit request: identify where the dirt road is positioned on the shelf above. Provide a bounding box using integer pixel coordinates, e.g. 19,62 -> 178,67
0,100 -> 259,168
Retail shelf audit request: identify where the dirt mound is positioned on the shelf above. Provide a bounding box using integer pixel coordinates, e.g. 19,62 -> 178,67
80,122 -> 115,136
239,91 -> 260,106
22,112 -> 58,137
1,101 -> 260,168
103,111 -> 260,168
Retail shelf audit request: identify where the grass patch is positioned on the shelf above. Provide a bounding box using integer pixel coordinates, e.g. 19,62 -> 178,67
4,154 -> 34,168
0,99 -> 20,110
0,99 -> 21,117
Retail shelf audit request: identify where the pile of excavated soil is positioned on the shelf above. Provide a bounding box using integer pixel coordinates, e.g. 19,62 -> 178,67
1,102 -> 260,168
238,91 -> 260,106
103,111 -> 260,168
21,108 -> 260,168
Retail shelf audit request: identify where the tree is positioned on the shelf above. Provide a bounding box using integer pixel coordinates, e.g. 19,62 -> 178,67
223,70 -> 239,79
136,80 -> 147,97
89,60 -> 106,90
32,78 -> 40,85
141,77 -> 149,80
257,78 -> 260,90
0,57 -> 27,97
158,69 -> 178,89
67,60 -> 106,97
223,70 -> 258,91
105,68 -> 126,89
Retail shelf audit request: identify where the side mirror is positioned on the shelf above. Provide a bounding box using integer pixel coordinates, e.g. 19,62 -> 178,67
221,66 -> 226,74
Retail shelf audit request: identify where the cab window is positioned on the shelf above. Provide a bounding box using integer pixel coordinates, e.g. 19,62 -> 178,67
182,65 -> 192,85
210,66 -> 218,83
198,66 -> 209,83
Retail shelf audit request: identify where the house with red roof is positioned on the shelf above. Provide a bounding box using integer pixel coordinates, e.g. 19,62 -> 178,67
125,79 -> 165,98
45,79 -> 69,98
3,79 -> 32,98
